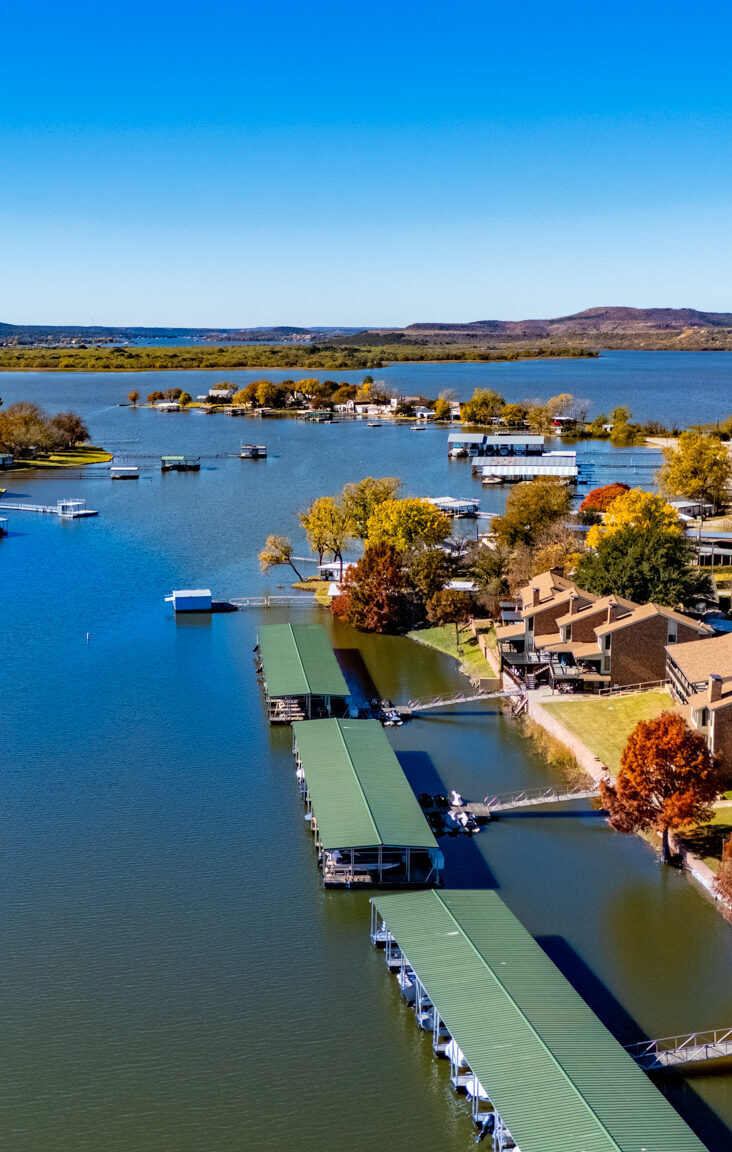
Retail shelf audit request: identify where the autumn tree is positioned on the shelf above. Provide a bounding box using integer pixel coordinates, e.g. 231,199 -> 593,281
330,543 -> 413,633
366,498 -> 451,551
426,589 -> 474,645
299,496 -> 353,572
574,523 -> 713,606
716,834 -> 732,920
586,488 -> 681,548
470,544 -> 513,616
433,396 -> 452,421
508,523 -> 585,593
600,711 -> 720,864
47,411 -> 90,447
492,478 -> 572,546
178,391 -> 192,407
460,388 -> 505,425
501,403 -> 527,427
127,390 -> 139,405
258,534 -> 304,581
341,476 -> 401,538
659,431 -> 732,510
579,482 -> 630,513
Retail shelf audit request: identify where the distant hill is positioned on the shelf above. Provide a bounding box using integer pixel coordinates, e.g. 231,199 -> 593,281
0,323 -> 361,345
398,307 -> 732,337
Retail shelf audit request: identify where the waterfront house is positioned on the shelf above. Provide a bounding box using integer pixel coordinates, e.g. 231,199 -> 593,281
689,528 -> 732,569
666,632 -> 732,778
495,567 -> 712,690
208,386 -> 234,401
292,718 -> 442,887
256,623 -> 350,724
0,452 -> 13,469
414,406 -> 435,420
670,499 -> 716,520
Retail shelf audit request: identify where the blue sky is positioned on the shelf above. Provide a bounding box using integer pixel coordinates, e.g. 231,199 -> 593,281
2,0 -> 731,326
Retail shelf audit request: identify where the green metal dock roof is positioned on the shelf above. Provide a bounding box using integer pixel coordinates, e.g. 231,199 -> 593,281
372,890 -> 707,1152
293,719 -> 438,851
258,624 -> 349,699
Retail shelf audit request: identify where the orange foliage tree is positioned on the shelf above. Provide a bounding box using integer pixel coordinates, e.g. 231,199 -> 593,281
330,542 -> 413,633
716,834 -> 732,920
600,711 -> 719,864
579,482 -> 629,512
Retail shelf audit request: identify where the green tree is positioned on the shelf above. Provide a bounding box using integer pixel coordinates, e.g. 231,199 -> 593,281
406,547 -> 453,602
492,478 -> 572,546
258,535 -> 304,581
299,496 -> 353,571
574,523 -> 713,606
426,590 -> 474,647
341,476 -> 401,538
331,542 -> 412,633
367,498 -> 451,551
659,431 -> 732,510
470,544 -> 513,615
178,391 -> 192,407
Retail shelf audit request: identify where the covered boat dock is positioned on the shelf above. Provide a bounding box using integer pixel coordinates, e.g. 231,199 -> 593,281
257,623 -> 350,723
292,718 -> 443,886
371,889 -> 707,1151
475,452 -> 578,482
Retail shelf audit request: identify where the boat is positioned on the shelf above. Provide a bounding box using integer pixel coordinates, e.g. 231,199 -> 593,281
411,424 -> 426,431
241,444 -> 267,459
482,475 -> 501,485
448,446 -> 468,458
367,421 -> 381,427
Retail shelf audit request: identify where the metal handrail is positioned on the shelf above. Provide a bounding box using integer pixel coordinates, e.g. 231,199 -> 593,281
626,1026 -> 732,1069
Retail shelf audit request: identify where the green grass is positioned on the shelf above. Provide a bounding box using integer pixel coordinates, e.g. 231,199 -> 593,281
408,624 -> 499,679
12,445 -> 112,468
677,809 -> 732,873
541,689 -> 674,775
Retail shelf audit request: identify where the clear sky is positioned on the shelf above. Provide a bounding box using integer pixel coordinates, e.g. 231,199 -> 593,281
2,0 -> 731,327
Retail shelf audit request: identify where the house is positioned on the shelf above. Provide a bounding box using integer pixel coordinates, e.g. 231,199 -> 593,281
670,499 -> 716,520
208,387 -> 234,401
495,567 -> 712,690
666,632 -> 732,777
155,401 -> 180,412
414,406 -> 435,420
0,452 -> 13,469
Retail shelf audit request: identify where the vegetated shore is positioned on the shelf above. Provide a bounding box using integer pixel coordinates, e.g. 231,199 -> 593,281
0,343 -> 598,372
409,626 -> 731,918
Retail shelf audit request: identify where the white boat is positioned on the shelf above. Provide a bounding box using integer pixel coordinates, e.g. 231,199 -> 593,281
449,446 -> 468,458
367,421 -> 382,427
241,444 -> 267,458
397,969 -> 417,1003
482,475 -> 501,485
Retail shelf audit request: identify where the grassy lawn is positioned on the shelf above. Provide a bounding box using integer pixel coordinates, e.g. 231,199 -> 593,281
541,689 -> 675,775
408,624 -> 499,679
677,808 -> 732,873
12,445 -> 113,468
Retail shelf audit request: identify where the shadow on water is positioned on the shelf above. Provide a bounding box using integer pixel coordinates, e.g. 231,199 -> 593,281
409,709 -> 503,719
397,750 -> 498,889
334,647 -> 381,704
537,936 -> 732,1152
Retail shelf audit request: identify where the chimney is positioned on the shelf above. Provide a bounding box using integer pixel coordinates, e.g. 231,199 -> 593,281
532,586 -> 541,606
709,674 -> 723,704
606,598 -> 624,624
549,565 -> 565,579
568,593 -> 579,616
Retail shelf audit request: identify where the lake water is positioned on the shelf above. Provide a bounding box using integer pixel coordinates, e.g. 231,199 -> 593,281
1,361 -> 731,1151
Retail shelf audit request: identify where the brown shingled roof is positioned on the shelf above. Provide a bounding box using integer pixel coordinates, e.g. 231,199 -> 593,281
667,632 -> 732,684
594,603 -> 712,639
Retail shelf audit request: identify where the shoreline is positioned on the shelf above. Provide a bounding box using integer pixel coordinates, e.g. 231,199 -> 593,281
409,629 -> 729,918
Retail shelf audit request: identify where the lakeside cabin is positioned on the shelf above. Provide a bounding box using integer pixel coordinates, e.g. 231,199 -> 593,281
371,889 -> 708,1151
256,622 -> 350,724
161,455 -> 200,472
293,718 -> 443,887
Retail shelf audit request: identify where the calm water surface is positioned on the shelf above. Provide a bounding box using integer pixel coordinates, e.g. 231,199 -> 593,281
1,367 -> 731,1150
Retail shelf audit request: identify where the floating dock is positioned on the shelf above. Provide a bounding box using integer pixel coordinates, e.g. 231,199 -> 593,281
292,718 -> 442,887
0,498 -> 98,518
256,623 -> 350,723
165,588 -> 212,613
161,455 -> 200,472
371,890 -> 708,1151
426,496 -> 480,517
240,444 -> 267,458
111,465 -> 139,479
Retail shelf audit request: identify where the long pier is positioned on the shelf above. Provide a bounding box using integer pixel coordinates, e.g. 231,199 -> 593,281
401,688 -> 519,714
460,783 -> 602,818
626,1027 -> 732,1070
0,500 -> 98,518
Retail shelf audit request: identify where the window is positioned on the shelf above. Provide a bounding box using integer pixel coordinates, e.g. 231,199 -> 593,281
565,624 -> 572,641
667,620 -> 678,644
527,616 -> 534,632
604,634 -> 611,651
700,708 -> 709,727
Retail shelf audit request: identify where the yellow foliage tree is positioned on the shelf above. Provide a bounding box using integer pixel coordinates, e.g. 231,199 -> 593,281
659,431 -> 732,510
366,498 -> 451,551
587,488 -> 681,548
